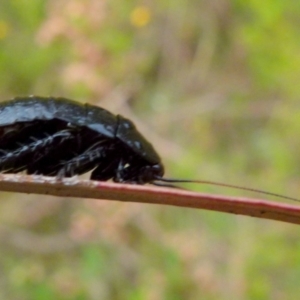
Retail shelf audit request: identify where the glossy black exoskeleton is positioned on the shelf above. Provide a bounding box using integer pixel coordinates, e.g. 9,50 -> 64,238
0,96 -> 164,184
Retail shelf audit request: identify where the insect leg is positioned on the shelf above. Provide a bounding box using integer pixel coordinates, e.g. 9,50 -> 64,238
114,158 -> 126,182
56,145 -> 110,178
90,156 -> 120,181
0,131 -> 74,173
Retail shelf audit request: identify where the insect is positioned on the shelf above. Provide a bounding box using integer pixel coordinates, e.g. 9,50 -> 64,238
0,96 -> 298,202
0,96 -> 165,184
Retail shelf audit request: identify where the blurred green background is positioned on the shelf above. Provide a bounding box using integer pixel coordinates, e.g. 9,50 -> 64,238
1,0 -> 300,299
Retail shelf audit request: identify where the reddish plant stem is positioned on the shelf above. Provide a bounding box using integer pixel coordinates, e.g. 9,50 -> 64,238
0,174 -> 299,225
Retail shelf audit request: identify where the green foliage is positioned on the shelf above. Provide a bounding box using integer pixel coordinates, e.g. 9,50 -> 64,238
234,0 -> 300,95
1,0 -> 300,299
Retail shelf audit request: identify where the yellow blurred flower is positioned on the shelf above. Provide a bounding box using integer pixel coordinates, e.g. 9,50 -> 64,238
0,20 -> 9,40
130,6 -> 151,27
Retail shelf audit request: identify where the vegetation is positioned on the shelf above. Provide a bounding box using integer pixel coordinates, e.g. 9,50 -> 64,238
0,0 -> 300,298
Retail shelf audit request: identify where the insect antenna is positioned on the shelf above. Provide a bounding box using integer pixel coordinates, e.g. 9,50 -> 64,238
154,177 -> 300,203
151,181 -> 181,189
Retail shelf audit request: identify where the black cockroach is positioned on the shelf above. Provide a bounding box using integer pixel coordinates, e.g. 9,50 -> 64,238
0,96 -> 298,202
